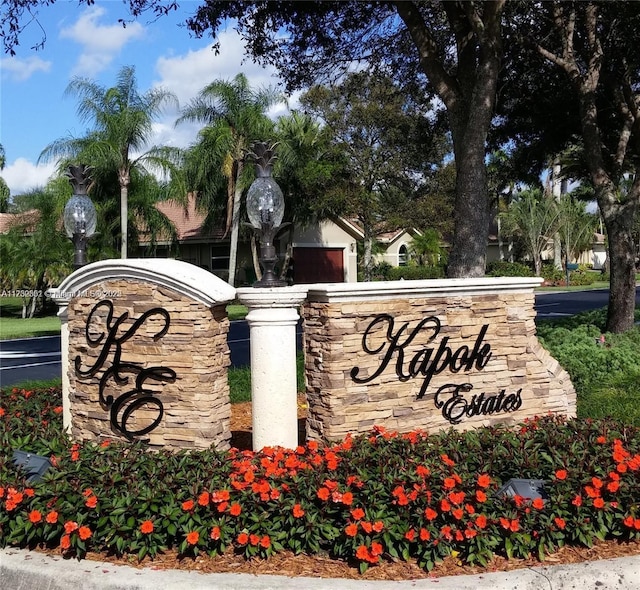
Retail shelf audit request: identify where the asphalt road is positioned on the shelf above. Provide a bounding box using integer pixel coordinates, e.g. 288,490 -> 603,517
1,287 -> 637,388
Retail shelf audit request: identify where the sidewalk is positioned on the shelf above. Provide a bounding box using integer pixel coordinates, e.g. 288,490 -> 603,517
2,547 -> 640,590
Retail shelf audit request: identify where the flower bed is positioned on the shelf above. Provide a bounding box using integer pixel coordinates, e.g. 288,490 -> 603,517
1,386 -> 640,574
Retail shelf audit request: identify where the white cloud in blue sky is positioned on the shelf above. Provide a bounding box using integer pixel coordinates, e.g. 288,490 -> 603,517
60,6 -> 146,76
0,3 -> 289,197
1,55 -> 52,82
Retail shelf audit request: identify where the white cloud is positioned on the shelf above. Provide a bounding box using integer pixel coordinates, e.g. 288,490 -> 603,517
153,30 -> 282,107
3,158 -> 56,195
60,6 -> 145,76
0,56 -> 52,82
149,29 -> 298,151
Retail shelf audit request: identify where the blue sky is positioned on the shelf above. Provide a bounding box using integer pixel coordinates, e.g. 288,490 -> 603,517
1,1 -> 292,196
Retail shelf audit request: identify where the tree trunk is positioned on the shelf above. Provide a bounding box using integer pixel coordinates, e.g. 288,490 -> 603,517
363,225 -> 374,282
602,207 -> 637,333
250,233 -> 262,283
395,1 -> 505,279
119,174 -> 129,259
227,161 -> 244,287
447,141 -> 490,277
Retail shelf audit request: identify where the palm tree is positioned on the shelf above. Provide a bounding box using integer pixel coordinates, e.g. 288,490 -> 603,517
178,73 -> 284,285
39,66 -> 179,258
0,143 -> 9,213
500,188 -> 560,276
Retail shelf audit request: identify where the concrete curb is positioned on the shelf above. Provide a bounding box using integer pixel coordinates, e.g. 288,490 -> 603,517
2,547 -> 640,590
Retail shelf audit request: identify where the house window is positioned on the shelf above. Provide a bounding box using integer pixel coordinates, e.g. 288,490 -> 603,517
399,244 -> 408,266
211,245 -> 230,272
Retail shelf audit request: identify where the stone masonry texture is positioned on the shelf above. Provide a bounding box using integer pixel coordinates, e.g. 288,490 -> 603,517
302,292 -> 576,442
66,279 -> 231,451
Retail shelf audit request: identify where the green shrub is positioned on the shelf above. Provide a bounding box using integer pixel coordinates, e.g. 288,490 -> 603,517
2,385 -> 640,572
486,261 -> 533,277
537,307 -> 640,402
387,265 -> 446,280
540,263 -> 565,284
567,270 -> 596,286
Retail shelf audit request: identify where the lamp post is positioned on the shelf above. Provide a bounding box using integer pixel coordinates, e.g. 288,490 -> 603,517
63,165 -> 96,269
246,142 -> 287,287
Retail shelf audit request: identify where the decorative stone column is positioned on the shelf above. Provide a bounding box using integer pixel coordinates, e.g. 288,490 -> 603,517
236,286 -> 308,450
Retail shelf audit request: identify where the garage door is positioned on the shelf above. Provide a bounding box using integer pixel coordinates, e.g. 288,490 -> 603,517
293,247 -> 344,283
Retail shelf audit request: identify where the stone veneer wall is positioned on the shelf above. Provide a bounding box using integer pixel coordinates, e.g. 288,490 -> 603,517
303,280 -> 576,442
67,278 -> 231,450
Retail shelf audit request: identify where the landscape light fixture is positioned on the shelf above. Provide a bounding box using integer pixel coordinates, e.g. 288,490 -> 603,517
246,142 -> 287,287
496,478 -> 547,501
63,164 -> 97,269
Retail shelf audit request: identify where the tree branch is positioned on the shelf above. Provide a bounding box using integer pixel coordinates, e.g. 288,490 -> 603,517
393,1 -> 460,110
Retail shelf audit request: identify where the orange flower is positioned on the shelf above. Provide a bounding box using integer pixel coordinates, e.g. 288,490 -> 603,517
475,514 -> 487,529
416,465 -> 430,478
596,436 -> 607,444
317,487 -> 330,501
249,534 -> 260,546
555,469 -> 568,480
237,532 -> 249,545
46,511 -> 58,524
293,504 -> 305,518
210,526 -> 221,540
78,526 -> 92,540
419,528 -> 431,541
443,477 -> 456,490
198,492 -> 210,506
345,523 -> 358,537
591,477 -> 604,489
593,497 -> 605,509
572,494 -> 583,507
342,491 -> 354,505
464,528 -> 477,539
452,508 -> 464,520
607,481 -> 620,493
448,491 -> 465,505
260,535 -> 271,549
140,520 -> 154,534
85,496 -> 98,509
361,521 -> 373,534
355,545 -> 369,561
64,521 -> 78,534
617,462 -> 628,474
29,510 -> 42,524
0,407 -> 5,417
229,503 -> 242,516
477,474 -> 491,488
370,541 -> 383,556
476,490 -> 487,503
182,499 -> 195,511
186,531 -> 199,545
60,534 -> 71,550
373,520 -> 384,532
554,517 -> 566,530
500,517 -> 520,532
425,507 -> 438,521
584,486 -> 599,499
440,499 -> 451,512
532,498 -> 544,510
351,507 -> 365,520
441,454 -> 455,467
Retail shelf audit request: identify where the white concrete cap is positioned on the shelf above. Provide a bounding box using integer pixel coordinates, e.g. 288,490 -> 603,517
47,258 -> 236,307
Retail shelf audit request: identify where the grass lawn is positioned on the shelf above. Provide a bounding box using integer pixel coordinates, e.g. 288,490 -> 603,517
0,296 -> 249,340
